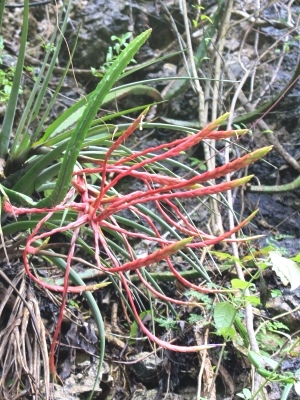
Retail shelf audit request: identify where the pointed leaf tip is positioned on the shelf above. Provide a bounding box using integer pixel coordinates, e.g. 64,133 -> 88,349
253,146 -> 273,159
214,113 -> 230,126
206,113 -> 230,131
235,129 -> 249,136
174,237 -> 193,251
143,28 -> 152,39
232,175 -> 254,186
245,209 -> 259,222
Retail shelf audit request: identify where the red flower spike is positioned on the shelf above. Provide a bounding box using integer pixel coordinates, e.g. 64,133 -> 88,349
96,176 -> 254,222
100,125 -> 247,196
97,237 -> 193,273
206,129 -> 248,139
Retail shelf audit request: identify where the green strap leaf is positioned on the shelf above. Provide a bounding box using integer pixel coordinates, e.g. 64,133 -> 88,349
0,0 -> 29,160
36,29 -> 152,208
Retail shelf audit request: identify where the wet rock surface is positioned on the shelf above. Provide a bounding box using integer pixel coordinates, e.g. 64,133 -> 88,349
128,352 -> 163,383
67,0 -> 131,69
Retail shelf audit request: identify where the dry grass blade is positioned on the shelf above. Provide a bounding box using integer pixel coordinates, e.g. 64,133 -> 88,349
0,268 -> 49,399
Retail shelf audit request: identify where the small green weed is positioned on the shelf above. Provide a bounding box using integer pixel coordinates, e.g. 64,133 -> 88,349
0,37 -> 23,103
92,31 -> 136,77
155,316 -> 178,330
188,156 -> 207,170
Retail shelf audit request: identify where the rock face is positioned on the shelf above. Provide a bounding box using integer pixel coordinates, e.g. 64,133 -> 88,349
128,352 -> 163,383
65,0 -> 181,70
68,0 -> 131,69
268,287 -> 300,332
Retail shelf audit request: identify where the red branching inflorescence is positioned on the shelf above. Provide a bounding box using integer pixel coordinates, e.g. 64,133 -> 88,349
4,112 -> 272,368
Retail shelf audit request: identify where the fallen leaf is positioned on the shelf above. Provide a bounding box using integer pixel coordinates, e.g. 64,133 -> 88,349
269,251 -> 300,291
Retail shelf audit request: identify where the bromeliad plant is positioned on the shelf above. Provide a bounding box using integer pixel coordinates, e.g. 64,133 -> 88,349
0,2 -> 272,386
3,108 -> 272,370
